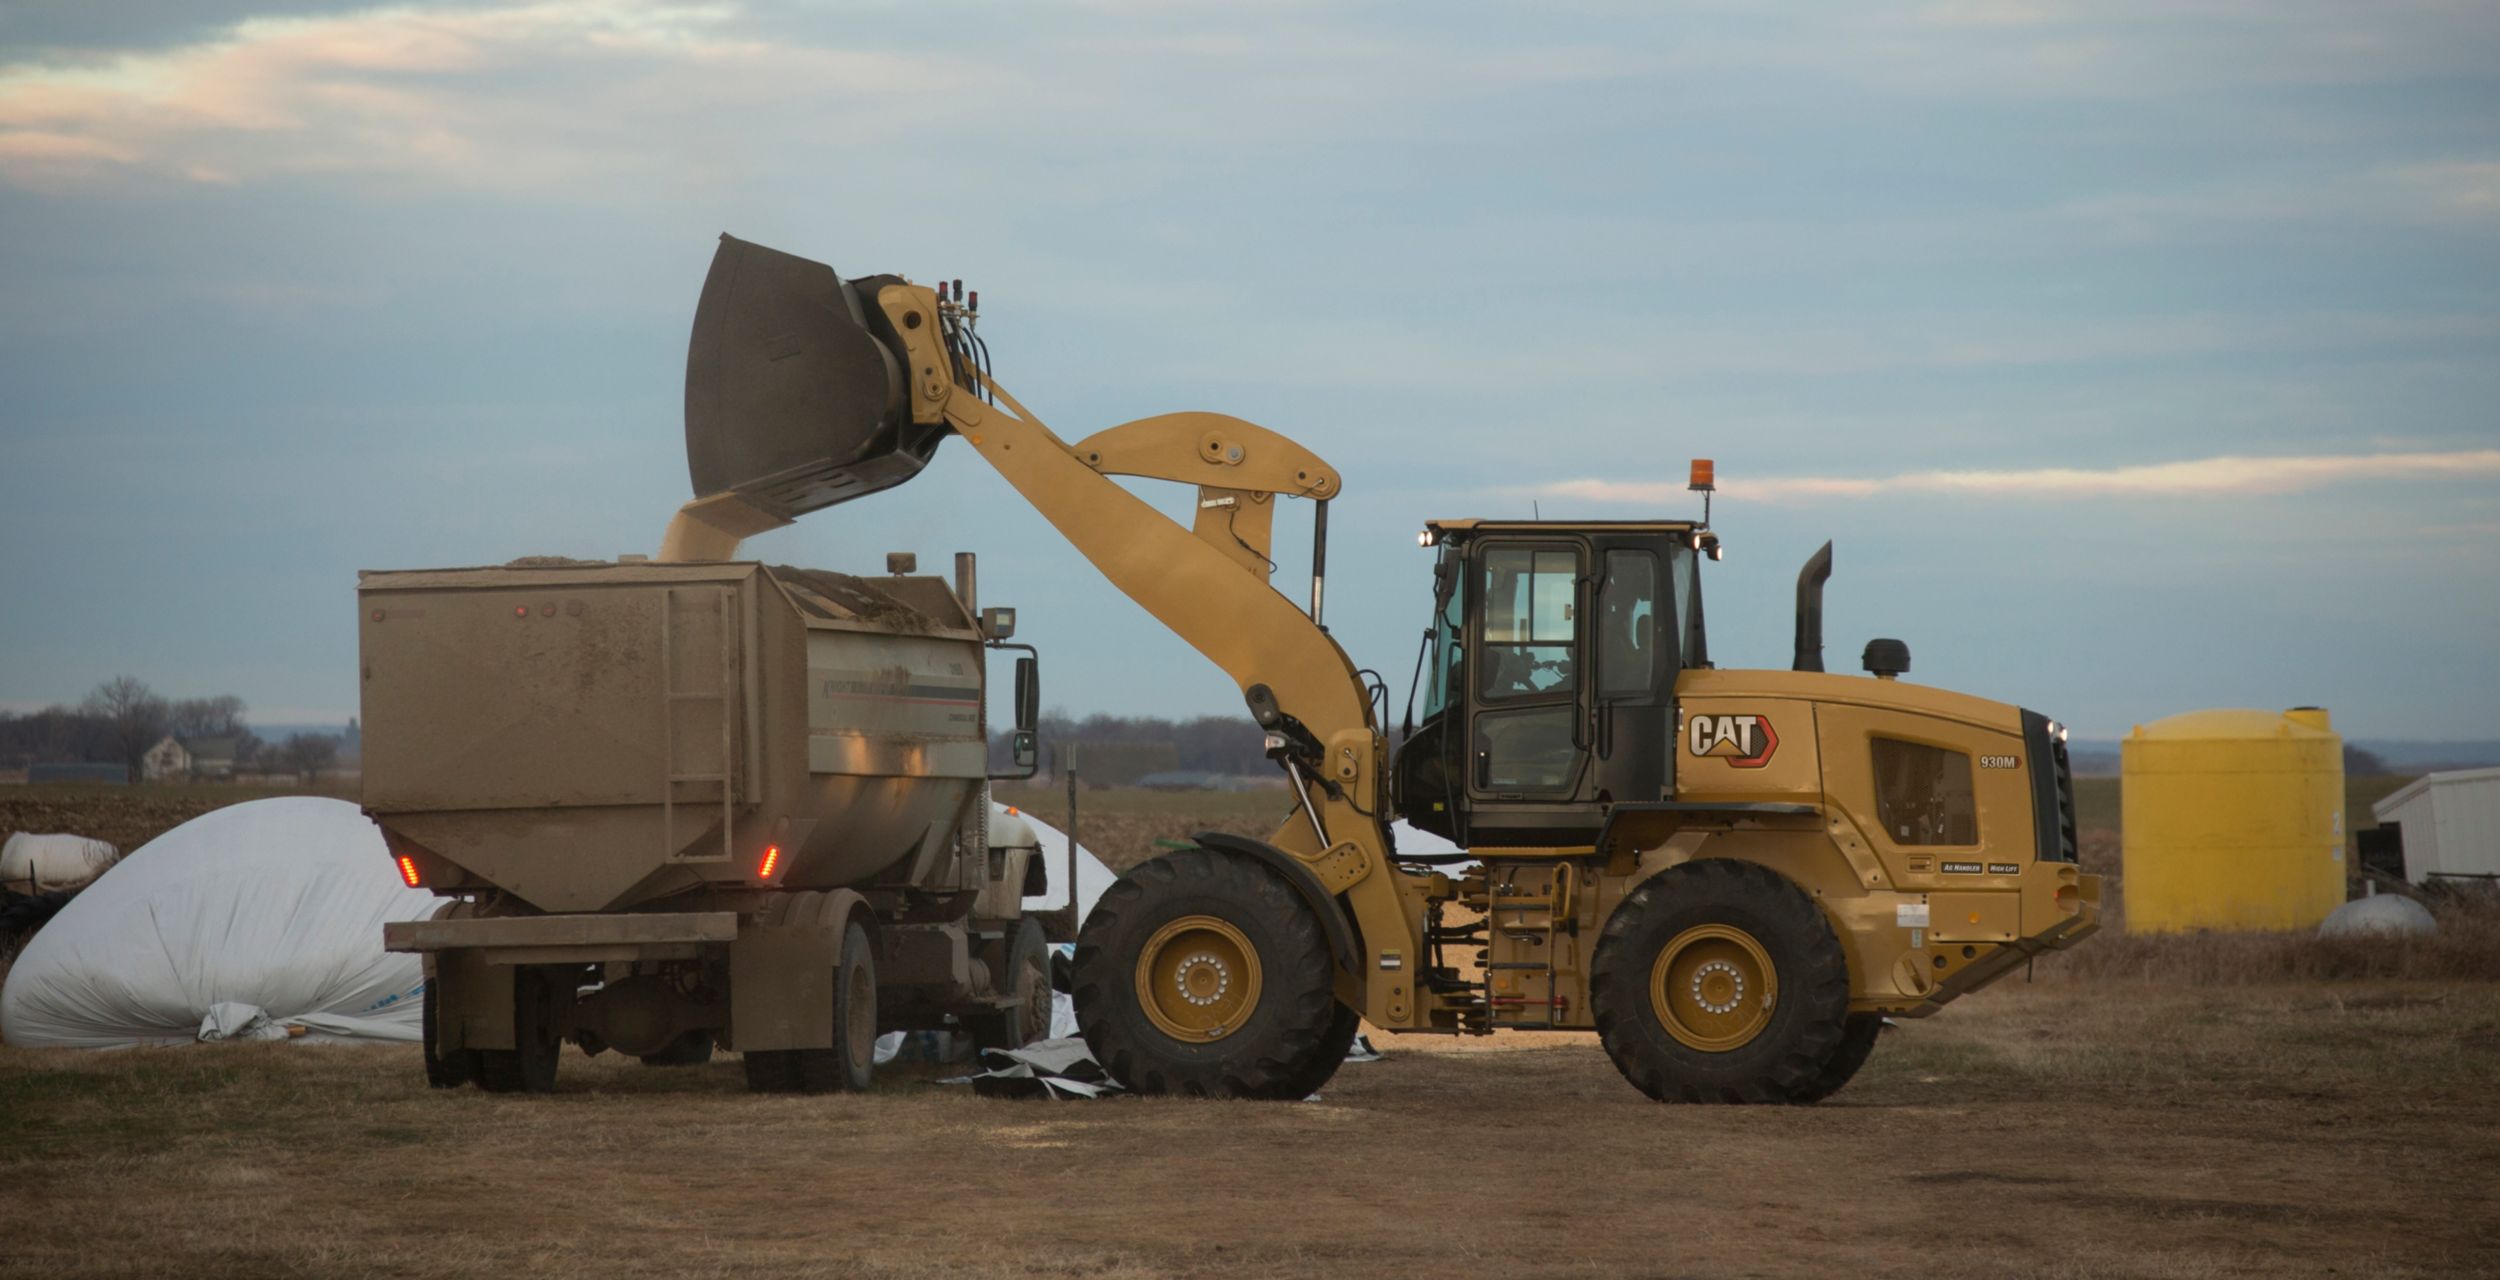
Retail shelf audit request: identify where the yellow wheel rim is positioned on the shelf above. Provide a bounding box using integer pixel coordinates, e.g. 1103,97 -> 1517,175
1649,924 -> 1779,1052
1135,915 -> 1263,1043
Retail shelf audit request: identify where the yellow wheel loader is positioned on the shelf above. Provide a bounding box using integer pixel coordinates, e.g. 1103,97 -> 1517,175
483,234 -> 2100,1103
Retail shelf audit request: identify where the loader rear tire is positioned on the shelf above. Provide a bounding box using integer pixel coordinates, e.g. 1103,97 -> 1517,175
477,966 -> 565,1095
793,921 -> 877,1094
1074,847 -> 1343,1099
1590,859 -> 1852,1104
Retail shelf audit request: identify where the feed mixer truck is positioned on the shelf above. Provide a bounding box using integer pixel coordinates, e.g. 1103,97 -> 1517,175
371,233 -> 2101,1103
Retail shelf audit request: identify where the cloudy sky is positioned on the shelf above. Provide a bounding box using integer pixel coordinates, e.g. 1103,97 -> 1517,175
2,0 -> 2495,738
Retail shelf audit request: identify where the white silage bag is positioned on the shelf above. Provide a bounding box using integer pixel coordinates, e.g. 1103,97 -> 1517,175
0,832 -> 120,893
0,797 -> 436,1048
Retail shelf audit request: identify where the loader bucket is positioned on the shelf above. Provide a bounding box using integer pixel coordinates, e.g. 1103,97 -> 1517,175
683,234 -> 945,519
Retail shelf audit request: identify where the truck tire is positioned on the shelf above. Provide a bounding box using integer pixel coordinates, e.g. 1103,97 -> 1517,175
1589,859 -> 1853,1104
638,1030 -> 716,1067
420,982 -> 479,1089
1073,847 -> 1344,1099
477,966 -> 565,1094
794,920 -> 877,1094
972,918 -> 1052,1053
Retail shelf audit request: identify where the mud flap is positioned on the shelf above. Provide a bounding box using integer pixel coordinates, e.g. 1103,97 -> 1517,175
432,949 -> 517,1053
729,920 -> 838,1051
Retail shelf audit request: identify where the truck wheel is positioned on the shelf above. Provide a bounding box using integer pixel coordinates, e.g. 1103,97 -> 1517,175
1793,1014 -> 1883,1103
638,1030 -> 716,1067
420,981 -> 479,1089
795,920 -> 877,1094
1073,847 -> 1343,1099
1589,859 -> 1852,1104
972,918 -> 1052,1053
477,966 -> 564,1094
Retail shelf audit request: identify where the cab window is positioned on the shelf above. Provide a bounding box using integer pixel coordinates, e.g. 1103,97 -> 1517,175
1479,547 -> 1576,701
1597,550 -> 1659,698
1871,738 -> 1978,845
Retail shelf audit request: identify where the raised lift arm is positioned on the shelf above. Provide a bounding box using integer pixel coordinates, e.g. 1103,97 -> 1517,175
663,244 -> 1426,1024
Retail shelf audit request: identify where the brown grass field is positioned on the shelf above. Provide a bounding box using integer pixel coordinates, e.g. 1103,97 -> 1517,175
4,782 -> 2497,1278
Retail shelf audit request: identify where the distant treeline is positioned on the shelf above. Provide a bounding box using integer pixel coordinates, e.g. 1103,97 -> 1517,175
1,677 -> 348,781
989,713 -> 1273,782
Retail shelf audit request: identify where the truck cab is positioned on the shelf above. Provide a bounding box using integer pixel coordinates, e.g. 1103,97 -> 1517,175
1394,518 -> 1714,848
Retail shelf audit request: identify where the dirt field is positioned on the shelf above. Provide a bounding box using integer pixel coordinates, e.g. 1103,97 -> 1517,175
2,981 -> 2494,1279
4,784 -> 2496,1277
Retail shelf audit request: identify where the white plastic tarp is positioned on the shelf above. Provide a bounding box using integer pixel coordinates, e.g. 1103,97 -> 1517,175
1,833 -> 119,893
1005,803 -> 1467,929
0,797 -> 437,1049
1010,802 -> 1118,926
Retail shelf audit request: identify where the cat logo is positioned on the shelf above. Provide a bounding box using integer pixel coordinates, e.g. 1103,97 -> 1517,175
1688,713 -> 1779,768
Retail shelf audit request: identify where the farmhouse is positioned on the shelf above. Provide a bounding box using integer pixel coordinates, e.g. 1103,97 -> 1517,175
139,736 -> 190,782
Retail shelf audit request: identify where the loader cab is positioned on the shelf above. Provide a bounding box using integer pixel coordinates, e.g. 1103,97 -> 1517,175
1393,520 -> 1709,848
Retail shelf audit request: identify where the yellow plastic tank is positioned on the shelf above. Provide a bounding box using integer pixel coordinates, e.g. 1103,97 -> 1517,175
2121,707 -> 2345,932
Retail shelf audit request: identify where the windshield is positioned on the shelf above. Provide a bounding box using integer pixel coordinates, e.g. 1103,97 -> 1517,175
1422,548 -> 1465,719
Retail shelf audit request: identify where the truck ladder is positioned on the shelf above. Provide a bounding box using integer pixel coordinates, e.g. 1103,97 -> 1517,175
659,585 -> 737,862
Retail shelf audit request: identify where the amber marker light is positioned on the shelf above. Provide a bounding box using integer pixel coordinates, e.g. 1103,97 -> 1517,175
396,855 -> 422,888
1688,458 -> 1716,492
759,845 -> 783,880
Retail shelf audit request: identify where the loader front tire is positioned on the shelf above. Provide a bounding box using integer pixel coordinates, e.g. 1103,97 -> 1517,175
1792,1013 -> 1883,1103
1590,859 -> 1854,1104
1074,847 -> 1343,1099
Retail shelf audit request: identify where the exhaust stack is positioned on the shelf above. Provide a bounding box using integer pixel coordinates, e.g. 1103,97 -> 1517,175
1792,540 -> 1833,673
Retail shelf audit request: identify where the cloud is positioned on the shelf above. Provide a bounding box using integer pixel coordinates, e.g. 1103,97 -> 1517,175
0,1 -> 1656,192
0,2 -> 957,189
1540,449 -> 2500,503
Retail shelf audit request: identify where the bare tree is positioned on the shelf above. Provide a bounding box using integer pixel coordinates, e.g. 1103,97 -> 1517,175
82,676 -> 170,779
276,733 -> 338,784
170,695 -> 249,740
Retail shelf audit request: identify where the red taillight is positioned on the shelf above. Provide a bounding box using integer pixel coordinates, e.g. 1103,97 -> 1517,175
759,845 -> 782,880
395,855 -> 422,888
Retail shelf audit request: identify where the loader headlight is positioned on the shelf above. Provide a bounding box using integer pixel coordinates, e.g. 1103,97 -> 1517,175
2048,720 -> 2069,745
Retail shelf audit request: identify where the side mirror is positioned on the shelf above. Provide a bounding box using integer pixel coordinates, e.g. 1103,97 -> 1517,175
990,649 -> 1041,781
982,606 -> 1017,641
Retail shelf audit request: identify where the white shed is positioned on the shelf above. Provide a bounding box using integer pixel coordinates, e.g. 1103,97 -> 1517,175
2372,766 -> 2500,884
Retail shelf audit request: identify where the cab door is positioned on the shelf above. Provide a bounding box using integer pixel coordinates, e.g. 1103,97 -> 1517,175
1463,540 -> 1594,844
1589,542 -> 1675,805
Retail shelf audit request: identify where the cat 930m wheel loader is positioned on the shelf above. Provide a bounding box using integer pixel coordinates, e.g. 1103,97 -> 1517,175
661,234 -> 2100,1103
